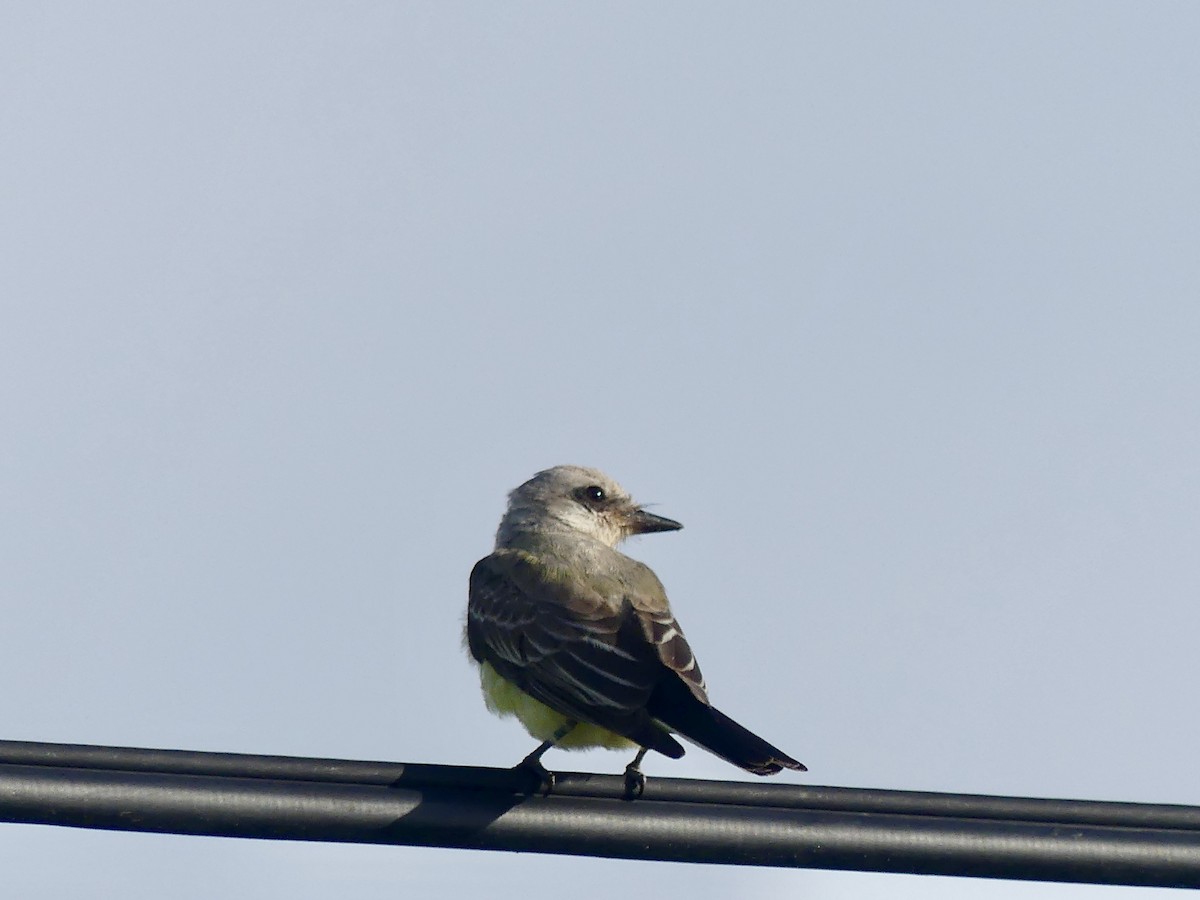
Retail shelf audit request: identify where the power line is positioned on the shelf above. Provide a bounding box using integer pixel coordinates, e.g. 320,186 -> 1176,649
1,739 -> 1198,888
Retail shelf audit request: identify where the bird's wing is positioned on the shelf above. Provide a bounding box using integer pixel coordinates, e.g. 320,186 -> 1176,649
625,561 -> 709,705
468,549 -> 683,754
470,548 -> 804,775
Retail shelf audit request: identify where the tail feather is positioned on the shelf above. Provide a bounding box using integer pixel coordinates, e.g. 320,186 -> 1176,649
648,682 -> 806,775
633,719 -> 687,759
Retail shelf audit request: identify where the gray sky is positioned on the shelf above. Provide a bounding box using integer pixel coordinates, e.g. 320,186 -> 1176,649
3,3 -> 1198,897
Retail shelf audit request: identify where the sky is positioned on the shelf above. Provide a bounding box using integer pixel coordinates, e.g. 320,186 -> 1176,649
2,2 -> 1199,897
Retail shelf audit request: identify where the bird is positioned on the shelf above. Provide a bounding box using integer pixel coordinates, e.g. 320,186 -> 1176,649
465,465 -> 805,796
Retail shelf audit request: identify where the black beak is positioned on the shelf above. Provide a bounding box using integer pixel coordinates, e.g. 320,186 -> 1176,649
630,508 -> 683,534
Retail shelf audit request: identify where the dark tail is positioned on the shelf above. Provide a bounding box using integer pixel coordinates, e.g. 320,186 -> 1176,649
648,681 -> 806,775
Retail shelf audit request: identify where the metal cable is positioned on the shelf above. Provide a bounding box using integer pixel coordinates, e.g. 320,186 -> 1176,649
1,739 -> 1197,888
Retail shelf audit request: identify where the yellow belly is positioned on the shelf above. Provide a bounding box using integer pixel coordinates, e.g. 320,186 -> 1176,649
478,661 -> 636,751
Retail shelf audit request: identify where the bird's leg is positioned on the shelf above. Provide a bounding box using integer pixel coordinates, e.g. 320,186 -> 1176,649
512,720 -> 576,796
623,747 -> 650,800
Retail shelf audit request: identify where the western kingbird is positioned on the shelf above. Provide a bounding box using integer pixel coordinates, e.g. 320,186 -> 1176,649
466,465 -> 805,794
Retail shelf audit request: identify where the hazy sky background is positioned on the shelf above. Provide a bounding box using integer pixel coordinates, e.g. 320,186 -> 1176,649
3,3 -> 1198,897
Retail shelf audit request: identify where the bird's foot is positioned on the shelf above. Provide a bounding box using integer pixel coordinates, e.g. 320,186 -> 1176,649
512,754 -> 556,797
623,764 -> 646,800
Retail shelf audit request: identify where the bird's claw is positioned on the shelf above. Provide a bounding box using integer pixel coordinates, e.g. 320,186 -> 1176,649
513,756 -> 556,797
623,765 -> 646,800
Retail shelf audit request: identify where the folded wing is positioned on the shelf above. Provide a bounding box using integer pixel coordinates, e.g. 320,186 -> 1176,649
468,549 -> 684,758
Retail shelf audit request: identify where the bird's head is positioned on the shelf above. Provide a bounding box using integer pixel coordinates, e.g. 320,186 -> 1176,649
497,465 -> 682,548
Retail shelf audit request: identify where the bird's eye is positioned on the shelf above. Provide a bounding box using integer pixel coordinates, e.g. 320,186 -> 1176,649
581,485 -> 606,503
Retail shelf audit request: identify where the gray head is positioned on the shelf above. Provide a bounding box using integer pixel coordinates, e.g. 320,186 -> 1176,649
496,465 -> 682,548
